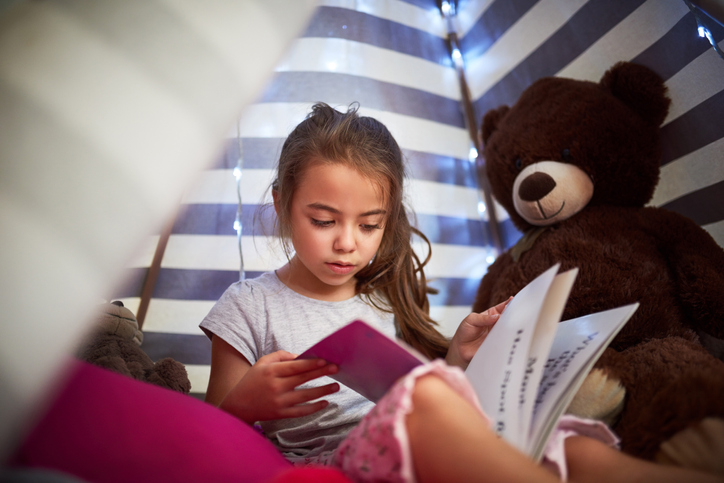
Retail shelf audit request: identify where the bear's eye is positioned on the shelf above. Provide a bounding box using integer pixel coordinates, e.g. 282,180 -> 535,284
561,148 -> 572,161
514,157 -> 523,170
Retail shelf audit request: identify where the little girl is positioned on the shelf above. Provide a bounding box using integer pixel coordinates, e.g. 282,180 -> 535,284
201,103 -> 717,482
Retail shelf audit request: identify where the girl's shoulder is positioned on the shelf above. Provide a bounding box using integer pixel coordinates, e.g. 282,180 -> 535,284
226,271 -> 286,298
206,272 -> 286,325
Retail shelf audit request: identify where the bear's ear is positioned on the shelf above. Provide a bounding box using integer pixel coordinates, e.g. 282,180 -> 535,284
600,61 -> 671,127
481,105 -> 510,145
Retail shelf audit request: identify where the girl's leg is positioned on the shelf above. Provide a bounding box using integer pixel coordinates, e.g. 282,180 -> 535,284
565,436 -> 723,483
406,374 -> 559,483
406,375 -> 723,483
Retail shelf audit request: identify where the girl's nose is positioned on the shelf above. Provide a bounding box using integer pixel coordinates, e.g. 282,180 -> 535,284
334,226 -> 356,253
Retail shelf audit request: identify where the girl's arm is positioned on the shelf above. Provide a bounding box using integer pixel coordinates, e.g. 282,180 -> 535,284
205,335 -> 252,407
206,335 -> 341,424
445,297 -> 512,370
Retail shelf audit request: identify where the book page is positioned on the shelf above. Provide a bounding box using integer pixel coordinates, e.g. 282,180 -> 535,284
515,268 -> 578,447
297,320 -> 427,402
527,303 -> 639,459
465,264 -> 561,451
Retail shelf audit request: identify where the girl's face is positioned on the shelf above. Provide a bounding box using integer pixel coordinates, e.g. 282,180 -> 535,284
279,161 -> 388,301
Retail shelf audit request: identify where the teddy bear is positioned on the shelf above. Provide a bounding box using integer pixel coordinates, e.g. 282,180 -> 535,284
472,61 -> 724,468
76,301 -> 191,394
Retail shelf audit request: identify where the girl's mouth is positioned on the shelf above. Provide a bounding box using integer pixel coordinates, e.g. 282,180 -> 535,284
327,262 -> 355,275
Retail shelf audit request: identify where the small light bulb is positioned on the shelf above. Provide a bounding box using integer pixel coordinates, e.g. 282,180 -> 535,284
452,48 -> 462,61
233,166 -> 242,179
441,1 -> 451,15
469,147 -> 478,162
486,255 -> 496,265
699,26 -> 707,38
478,201 -> 486,214
233,220 -> 241,232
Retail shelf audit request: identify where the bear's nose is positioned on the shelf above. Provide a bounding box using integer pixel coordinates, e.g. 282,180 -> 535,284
518,172 -> 556,202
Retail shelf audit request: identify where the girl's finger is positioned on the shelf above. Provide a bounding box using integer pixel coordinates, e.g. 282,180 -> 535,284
465,312 -> 499,328
285,382 -> 340,407
258,350 -> 298,365
279,399 -> 330,420
273,358 -> 333,377
493,296 -> 513,314
284,363 -> 339,390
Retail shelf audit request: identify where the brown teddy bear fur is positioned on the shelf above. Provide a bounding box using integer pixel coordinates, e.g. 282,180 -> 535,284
473,61 -> 724,461
77,301 -> 191,394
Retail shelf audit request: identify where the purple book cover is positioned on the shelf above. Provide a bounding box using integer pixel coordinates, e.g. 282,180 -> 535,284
297,320 -> 427,402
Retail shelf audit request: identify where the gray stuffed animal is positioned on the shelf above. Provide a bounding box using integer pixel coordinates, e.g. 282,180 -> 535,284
77,301 -> 191,394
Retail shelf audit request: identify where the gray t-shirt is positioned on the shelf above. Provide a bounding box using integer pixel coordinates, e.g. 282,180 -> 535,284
200,271 -> 397,459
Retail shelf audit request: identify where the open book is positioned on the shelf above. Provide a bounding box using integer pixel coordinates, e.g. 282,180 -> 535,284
298,264 -> 638,461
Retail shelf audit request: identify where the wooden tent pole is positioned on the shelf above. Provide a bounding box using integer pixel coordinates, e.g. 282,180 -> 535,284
445,26 -> 505,254
136,215 -> 175,329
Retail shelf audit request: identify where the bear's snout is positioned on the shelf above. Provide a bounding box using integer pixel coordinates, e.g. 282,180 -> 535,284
512,161 -> 594,226
518,172 -> 556,202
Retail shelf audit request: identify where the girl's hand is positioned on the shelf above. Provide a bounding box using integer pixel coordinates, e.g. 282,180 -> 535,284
220,350 -> 340,425
445,297 -> 512,370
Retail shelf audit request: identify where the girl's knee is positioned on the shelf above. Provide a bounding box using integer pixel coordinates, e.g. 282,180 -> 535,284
411,374 -> 455,410
410,373 -> 481,423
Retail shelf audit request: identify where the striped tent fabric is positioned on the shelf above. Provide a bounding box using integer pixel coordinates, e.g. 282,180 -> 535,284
113,0 -> 724,400
114,0 -> 495,399
460,0 -> 724,249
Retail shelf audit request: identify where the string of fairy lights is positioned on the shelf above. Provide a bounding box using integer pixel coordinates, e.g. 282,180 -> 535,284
684,0 -> 724,60
233,122 -> 245,281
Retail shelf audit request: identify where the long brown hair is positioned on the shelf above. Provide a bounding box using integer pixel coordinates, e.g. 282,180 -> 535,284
269,102 -> 449,359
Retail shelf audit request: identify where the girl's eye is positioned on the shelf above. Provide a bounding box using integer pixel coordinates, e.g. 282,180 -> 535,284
561,148 -> 572,161
361,224 -> 381,232
311,219 -> 333,227
514,157 -> 523,170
